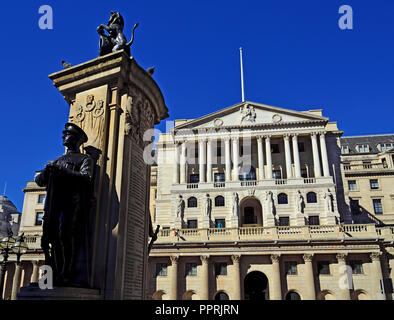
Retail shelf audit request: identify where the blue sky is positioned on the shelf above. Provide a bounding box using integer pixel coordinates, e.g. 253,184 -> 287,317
1,0 -> 393,210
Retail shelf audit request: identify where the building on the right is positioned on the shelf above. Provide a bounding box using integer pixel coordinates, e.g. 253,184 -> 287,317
340,134 -> 394,225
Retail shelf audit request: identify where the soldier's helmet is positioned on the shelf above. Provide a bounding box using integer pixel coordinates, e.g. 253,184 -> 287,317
63,122 -> 88,145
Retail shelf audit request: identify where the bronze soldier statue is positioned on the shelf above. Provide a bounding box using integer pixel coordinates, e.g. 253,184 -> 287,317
35,123 -> 93,286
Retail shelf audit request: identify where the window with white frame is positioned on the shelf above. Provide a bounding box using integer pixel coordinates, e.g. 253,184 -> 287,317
379,143 -> 394,152
373,199 -> 383,214
341,145 -> 349,154
348,180 -> 357,191
356,144 -> 370,153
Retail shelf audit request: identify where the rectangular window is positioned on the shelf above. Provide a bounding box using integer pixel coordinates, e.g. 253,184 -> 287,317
350,260 -> 364,274
35,212 -> 44,226
38,194 -> 46,204
189,174 -> 199,183
373,199 -> 383,214
370,179 -> 379,190
298,142 -> 305,152
279,217 -> 290,226
285,261 -> 298,275
308,216 -> 320,226
348,180 -> 357,191
216,145 -> 222,157
215,219 -> 225,228
381,143 -> 394,152
185,263 -> 197,276
357,145 -> 369,153
214,173 -> 225,182
271,144 -> 280,153
341,145 -> 349,154
273,170 -> 282,179
317,261 -> 330,275
187,220 -> 198,229
301,168 -> 308,178
214,263 -> 227,276
156,263 -> 167,276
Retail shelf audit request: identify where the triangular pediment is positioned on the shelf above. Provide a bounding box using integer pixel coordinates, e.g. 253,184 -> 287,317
174,101 -> 328,130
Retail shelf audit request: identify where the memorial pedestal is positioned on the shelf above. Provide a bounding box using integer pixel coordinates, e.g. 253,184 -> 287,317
41,49 -> 168,300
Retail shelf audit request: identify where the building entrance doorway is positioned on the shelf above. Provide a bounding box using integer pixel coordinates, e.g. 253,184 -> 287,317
240,197 -> 263,226
244,271 -> 269,300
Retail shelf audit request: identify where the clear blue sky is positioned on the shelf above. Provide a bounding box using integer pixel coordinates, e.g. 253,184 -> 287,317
1,0 -> 393,211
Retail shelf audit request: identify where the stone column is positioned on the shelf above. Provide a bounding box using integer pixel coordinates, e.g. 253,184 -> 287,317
206,139 -> 213,183
200,255 -> 210,300
180,141 -> 187,184
224,137 -> 231,182
11,263 -> 22,300
319,132 -> 330,177
232,137 -> 239,181
370,252 -> 386,300
265,135 -> 273,179
270,254 -> 282,300
199,138 -> 206,183
231,255 -> 242,300
283,134 -> 293,179
257,136 -> 265,180
303,254 -> 316,300
173,142 -> 180,184
292,134 -> 301,178
336,253 -> 351,300
310,133 -> 322,178
170,256 -> 179,300
31,260 -> 40,283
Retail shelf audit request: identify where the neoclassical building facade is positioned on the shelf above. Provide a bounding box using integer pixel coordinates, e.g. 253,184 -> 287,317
148,101 -> 394,300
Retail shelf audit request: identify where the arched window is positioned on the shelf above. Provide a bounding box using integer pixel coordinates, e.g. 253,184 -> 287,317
215,196 -> 225,207
187,197 -> 197,208
307,192 -> 317,203
278,193 -> 288,204
285,291 -> 301,300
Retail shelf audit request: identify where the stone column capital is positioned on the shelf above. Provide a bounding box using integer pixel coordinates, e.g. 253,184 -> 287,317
303,253 -> 314,262
291,133 -> 299,138
170,255 -> 179,264
318,131 -> 326,137
263,134 -> 272,139
198,137 -> 207,143
223,136 -> 231,142
231,136 -> 239,142
231,254 -> 241,263
270,254 -> 281,263
283,133 -> 291,140
336,253 -> 347,262
370,252 -> 381,261
256,135 -> 263,141
200,255 -> 210,264
310,132 -> 318,138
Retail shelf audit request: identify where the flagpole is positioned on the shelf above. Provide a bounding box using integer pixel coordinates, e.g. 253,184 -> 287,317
239,47 -> 245,102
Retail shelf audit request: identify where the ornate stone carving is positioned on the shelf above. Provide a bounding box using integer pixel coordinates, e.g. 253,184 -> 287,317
370,252 -> 381,261
170,255 -> 179,264
336,253 -> 347,262
295,190 -> 304,215
176,195 -> 185,219
240,104 -> 256,123
323,189 -> 334,213
270,254 -> 280,263
204,194 -> 212,218
200,255 -> 210,263
272,114 -> 282,123
213,118 -> 223,127
303,253 -> 314,262
265,191 -> 274,216
248,189 -> 255,197
231,255 -> 241,263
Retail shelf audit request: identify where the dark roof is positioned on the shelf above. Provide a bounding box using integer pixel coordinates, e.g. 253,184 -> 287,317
340,134 -> 394,154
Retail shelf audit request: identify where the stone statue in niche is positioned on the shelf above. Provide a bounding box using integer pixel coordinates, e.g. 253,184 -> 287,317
232,192 -> 240,217
176,195 -> 185,219
265,191 -> 274,216
240,104 -> 256,123
35,123 -> 94,287
97,11 -> 139,56
204,194 -> 212,218
324,189 -> 334,212
295,190 -> 304,214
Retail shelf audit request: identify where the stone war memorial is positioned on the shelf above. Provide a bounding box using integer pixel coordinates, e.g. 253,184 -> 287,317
18,11 -> 168,300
